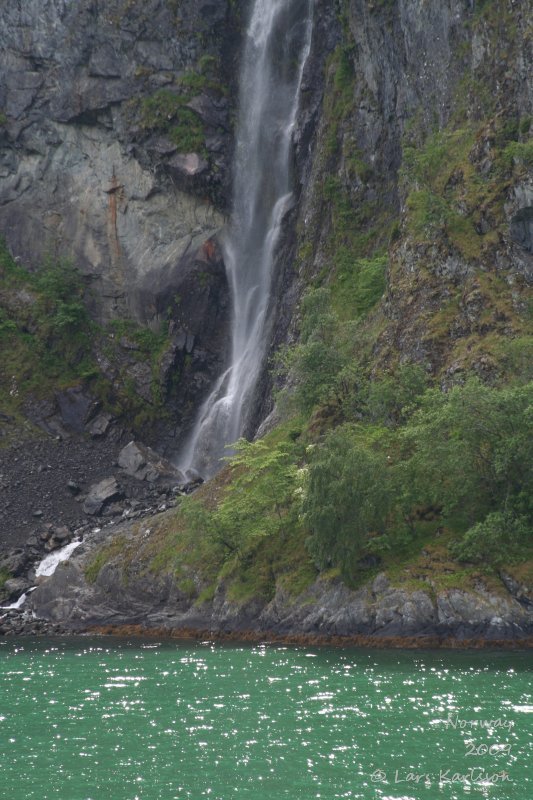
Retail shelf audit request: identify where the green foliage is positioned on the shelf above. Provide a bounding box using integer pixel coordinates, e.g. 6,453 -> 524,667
405,189 -> 451,238
0,244 -> 97,409
303,426 -> 393,578
277,288 -> 348,413
502,140 -> 533,168
333,253 -> 387,319
35,259 -> 90,338
109,318 -> 167,359
298,378 -> 532,577
400,379 -> 533,529
278,282 -> 426,421
137,63 -> 226,153
183,438 -> 300,556
399,107 -> 532,260
139,89 -> 205,153
324,45 -> 355,156
362,364 -> 428,426
451,511 -> 531,565
0,308 -> 17,337
0,239 -> 168,435
0,568 -> 11,592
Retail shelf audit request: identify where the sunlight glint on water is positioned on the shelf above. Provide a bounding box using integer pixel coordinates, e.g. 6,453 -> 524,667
0,639 -> 531,799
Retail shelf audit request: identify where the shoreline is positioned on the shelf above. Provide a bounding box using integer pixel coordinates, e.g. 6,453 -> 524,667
84,624 -> 533,650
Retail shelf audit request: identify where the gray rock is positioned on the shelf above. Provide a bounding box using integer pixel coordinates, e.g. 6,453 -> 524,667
0,550 -> 28,577
89,412 -> 113,438
118,441 -> 185,485
186,94 -> 229,130
372,572 -> 390,595
3,577 -> 31,600
53,526 -> 70,543
83,477 -> 122,516
56,387 -> 100,434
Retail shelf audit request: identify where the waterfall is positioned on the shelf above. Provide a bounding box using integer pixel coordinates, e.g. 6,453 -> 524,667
35,539 -> 82,577
178,0 -> 313,478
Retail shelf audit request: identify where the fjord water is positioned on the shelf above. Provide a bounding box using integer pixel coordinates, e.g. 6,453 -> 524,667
179,0 -> 313,477
1,638 -> 531,800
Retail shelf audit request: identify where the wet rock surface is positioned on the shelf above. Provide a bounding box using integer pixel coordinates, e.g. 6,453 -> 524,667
0,0 -> 237,333
0,609 -> 67,637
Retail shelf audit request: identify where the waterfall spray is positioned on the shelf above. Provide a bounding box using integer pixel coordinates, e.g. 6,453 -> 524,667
179,0 -> 313,478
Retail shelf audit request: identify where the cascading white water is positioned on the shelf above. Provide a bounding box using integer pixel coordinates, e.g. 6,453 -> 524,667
179,0 -> 313,478
0,541 -> 82,613
35,539 -> 82,577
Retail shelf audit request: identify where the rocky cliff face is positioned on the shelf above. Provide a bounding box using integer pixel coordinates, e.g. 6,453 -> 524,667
291,0 -> 531,381
0,0 -> 238,327
0,0 -> 248,456
3,0 -> 529,444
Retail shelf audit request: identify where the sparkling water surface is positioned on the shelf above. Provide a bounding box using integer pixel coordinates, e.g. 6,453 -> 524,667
0,637 -> 531,799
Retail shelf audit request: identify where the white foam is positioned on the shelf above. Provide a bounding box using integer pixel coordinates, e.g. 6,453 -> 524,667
1,586 -> 36,610
35,539 -> 82,577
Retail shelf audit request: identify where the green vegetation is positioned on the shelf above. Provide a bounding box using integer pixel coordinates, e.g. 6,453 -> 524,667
315,45 -> 395,324
400,109 -> 531,261
0,241 -> 96,413
139,89 -> 205,152
303,428 -> 392,579
130,373 -> 530,600
182,436 -> 302,555
137,60 -> 226,153
0,568 -> 11,593
0,239 -> 171,436
502,140 -> 533,168
295,377 -> 531,580
85,537 -> 129,583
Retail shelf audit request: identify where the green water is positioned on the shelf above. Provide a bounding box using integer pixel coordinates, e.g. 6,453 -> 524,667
0,638 -> 531,799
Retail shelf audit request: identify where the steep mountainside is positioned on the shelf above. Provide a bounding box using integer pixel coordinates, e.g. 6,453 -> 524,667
0,0 -> 531,642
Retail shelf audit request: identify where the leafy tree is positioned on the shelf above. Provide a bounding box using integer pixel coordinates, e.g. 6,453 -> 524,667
302,425 -> 393,576
400,379 -> 533,540
361,364 -> 428,426
36,259 -> 89,335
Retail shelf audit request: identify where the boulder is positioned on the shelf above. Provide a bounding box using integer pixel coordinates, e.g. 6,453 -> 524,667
89,412 -> 113,438
0,549 -> 29,577
118,441 -> 185,485
3,577 -> 31,600
83,477 -> 122,516
53,526 -> 70,543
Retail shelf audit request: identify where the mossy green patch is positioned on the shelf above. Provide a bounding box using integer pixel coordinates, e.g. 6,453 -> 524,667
0,568 -> 11,593
85,536 -> 130,584
0,238 -> 172,438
